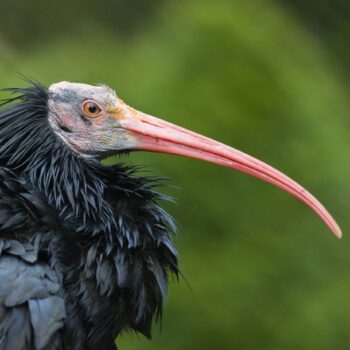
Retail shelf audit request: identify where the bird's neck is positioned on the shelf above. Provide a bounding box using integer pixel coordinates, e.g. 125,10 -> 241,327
27,146 -> 109,234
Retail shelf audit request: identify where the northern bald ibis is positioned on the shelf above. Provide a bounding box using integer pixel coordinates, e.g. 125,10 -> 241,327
0,80 -> 341,349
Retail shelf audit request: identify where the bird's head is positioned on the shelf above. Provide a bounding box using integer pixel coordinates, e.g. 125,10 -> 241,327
48,82 -> 137,157
1,81 -> 342,238
46,81 -> 342,238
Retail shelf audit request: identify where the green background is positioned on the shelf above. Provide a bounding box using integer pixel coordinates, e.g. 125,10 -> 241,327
0,0 -> 349,349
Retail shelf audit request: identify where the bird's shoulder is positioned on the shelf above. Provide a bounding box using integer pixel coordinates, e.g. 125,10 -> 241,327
0,233 -> 65,350
0,166 -> 65,350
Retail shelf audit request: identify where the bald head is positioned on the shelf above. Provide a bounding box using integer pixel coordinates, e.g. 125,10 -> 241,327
47,82 -> 137,158
49,82 -> 117,106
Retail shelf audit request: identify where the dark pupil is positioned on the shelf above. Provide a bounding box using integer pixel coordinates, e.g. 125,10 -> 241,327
88,104 -> 97,113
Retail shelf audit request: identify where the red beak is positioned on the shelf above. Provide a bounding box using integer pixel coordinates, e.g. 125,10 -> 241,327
115,103 -> 342,238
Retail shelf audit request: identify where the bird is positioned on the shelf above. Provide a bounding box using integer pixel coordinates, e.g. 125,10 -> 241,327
0,80 -> 341,350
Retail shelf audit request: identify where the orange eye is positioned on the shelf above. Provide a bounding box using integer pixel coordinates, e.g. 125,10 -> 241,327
82,100 -> 102,118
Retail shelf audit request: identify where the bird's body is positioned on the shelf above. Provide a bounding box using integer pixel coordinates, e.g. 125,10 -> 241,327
0,81 -> 340,349
0,166 -> 177,350
0,83 -> 177,349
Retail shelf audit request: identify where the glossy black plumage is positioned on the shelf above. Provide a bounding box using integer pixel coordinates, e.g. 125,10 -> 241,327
0,81 -> 178,349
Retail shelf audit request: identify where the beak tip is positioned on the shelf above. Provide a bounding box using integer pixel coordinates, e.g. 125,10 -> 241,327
333,225 -> 342,239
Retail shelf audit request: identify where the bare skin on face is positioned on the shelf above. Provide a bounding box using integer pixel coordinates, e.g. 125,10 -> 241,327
48,82 -> 138,157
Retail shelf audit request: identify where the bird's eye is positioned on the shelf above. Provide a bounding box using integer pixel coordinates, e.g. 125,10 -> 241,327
82,100 -> 102,118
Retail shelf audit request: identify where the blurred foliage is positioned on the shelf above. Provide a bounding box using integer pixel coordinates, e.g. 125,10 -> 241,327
0,0 -> 349,349
0,0 -> 166,47
278,0 -> 350,80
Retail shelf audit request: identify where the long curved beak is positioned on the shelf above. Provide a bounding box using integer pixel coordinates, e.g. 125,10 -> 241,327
113,101 -> 342,238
